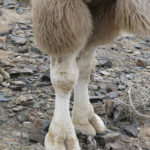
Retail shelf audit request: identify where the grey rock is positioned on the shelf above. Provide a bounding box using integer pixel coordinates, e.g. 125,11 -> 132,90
97,59 -> 113,68
10,35 -> 27,45
126,36 -> 136,40
106,92 -> 119,99
118,122 -> 139,137
0,93 -> 12,102
95,132 -> 121,146
134,44 -> 142,49
118,85 -> 126,91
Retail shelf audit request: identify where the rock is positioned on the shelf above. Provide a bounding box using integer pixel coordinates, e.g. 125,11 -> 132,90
87,136 -> 99,150
105,142 -> 126,150
99,71 -> 110,76
0,119 -> 5,126
105,83 -> 117,93
41,68 -> 50,82
134,44 -> 142,49
95,132 -> 121,146
12,106 -> 26,112
93,102 -> 105,116
126,74 -> 133,80
90,96 -> 104,103
118,85 -> 126,91
29,128 -> 46,145
0,92 -> 12,102
14,94 -> 33,105
12,80 -> 26,86
10,67 -> 33,75
106,92 -> 119,99
126,36 -> 136,40
17,115 -> 25,122
25,111 -> 38,122
118,122 -> 139,137
97,59 -> 113,68
33,119 -> 50,131
105,100 -> 115,117
10,35 -> 27,45
29,119 -> 50,144
30,119 -> 50,144
113,77 -> 123,85
136,59 -> 148,68
113,106 -> 125,121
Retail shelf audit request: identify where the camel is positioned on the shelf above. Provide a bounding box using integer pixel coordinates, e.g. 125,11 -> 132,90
15,0 -> 150,150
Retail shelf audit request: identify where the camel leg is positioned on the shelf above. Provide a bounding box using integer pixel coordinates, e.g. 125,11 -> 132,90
45,53 -> 80,150
72,48 -> 106,136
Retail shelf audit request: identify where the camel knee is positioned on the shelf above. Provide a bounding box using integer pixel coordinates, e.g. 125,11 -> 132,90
51,56 -> 79,94
52,72 -> 77,93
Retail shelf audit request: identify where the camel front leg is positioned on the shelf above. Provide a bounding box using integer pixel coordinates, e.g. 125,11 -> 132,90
45,54 -> 80,150
72,48 -> 106,136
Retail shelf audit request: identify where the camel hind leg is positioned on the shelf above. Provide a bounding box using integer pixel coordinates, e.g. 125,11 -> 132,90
72,47 -> 106,136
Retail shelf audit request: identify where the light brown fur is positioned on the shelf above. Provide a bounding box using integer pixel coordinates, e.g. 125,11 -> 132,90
17,0 -> 150,55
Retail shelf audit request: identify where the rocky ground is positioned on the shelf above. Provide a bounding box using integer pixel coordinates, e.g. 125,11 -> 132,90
0,1 -> 150,150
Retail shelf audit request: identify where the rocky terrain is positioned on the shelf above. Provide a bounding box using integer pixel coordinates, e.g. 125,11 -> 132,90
0,1 -> 150,150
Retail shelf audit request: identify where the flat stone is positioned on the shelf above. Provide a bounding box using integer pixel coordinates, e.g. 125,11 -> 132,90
95,132 -> 121,146
106,92 -> 119,99
10,35 -> 27,45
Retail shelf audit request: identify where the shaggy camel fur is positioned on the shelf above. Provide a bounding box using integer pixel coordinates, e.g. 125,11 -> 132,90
16,0 -> 150,150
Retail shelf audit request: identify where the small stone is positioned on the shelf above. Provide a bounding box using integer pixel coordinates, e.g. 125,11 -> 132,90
10,35 -> 27,45
12,80 -> 26,86
95,132 -> 121,146
105,142 -> 126,150
41,68 -> 50,82
13,106 -> 26,112
105,83 -> 117,93
118,122 -> 139,137
93,102 -> 105,116
126,36 -> 136,40
14,94 -> 33,105
106,92 -> 119,99
25,112 -> 38,122
100,71 -> 110,76
17,115 -> 25,122
29,128 -> 46,145
0,92 -> 12,102
33,119 -> 50,131
87,136 -> 99,150
97,59 -> 113,68
23,121 -> 32,128
126,74 -> 133,80
136,59 -> 148,68
134,44 -> 142,49
118,85 -> 126,91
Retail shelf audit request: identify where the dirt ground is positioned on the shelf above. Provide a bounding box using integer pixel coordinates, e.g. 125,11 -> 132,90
0,1 -> 150,150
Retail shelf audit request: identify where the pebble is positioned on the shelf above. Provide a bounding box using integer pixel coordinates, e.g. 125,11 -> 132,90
106,92 -> 119,99
97,59 -> 113,68
95,132 -> 121,146
10,35 -> 27,45
136,59 -> 148,67
100,71 -> 110,76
